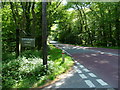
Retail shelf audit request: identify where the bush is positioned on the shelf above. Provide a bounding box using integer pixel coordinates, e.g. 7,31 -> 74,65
20,50 -> 42,58
2,45 -> 74,88
2,56 -> 54,88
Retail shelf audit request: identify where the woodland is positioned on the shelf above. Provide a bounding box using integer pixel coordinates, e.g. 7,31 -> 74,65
1,1 -> 120,88
2,2 -> 120,54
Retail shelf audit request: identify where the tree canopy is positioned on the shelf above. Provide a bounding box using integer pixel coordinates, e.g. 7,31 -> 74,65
2,1 -> 120,54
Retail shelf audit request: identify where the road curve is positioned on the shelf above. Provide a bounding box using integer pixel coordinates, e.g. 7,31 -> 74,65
52,43 -> 118,88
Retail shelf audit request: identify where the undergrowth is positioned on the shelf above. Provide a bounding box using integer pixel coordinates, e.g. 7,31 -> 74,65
2,45 -> 74,88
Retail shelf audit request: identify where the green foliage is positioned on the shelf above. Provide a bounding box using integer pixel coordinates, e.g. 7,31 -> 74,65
55,2 -> 120,47
2,2 -> 43,53
2,56 -> 52,88
2,45 -> 74,88
2,4 -> 16,53
21,50 -> 42,58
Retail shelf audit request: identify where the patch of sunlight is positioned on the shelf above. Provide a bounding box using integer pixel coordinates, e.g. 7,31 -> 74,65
55,81 -> 64,87
51,24 -> 58,30
55,70 -> 74,87
85,55 -> 90,57
95,60 -> 109,64
75,61 -> 78,63
108,54 -> 113,56
63,47 -> 66,48
66,73 -> 74,77
72,18 -> 78,22
46,85 -> 53,88
100,60 -> 109,64
84,8 -> 91,13
100,52 -> 105,54
94,60 -> 98,63
67,8 -> 74,11
32,76 -> 46,88
62,0 -> 67,5
91,54 -> 97,56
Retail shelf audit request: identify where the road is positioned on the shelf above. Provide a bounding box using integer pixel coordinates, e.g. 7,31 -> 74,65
46,41 -> 119,89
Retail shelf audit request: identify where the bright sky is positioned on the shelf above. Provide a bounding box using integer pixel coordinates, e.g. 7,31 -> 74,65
61,0 -> 67,5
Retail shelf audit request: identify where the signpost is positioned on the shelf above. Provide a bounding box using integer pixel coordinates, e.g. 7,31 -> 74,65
62,50 -> 65,63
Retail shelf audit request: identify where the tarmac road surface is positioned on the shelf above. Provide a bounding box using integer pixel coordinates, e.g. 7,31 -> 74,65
48,41 -> 119,89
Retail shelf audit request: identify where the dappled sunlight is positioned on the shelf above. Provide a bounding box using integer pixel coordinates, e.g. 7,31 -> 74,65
73,47 -> 77,49
99,60 -> 109,64
46,69 -> 75,88
55,81 -> 65,87
94,59 -> 109,64
76,48 -> 81,50
2,45 -> 74,88
91,54 -> 97,56
78,46 -> 93,49
100,52 -> 105,54
2,0 -> 119,88
85,55 -> 90,57
108,54 -> 113,56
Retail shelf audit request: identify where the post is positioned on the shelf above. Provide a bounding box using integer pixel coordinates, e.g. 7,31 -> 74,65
42,0 -> 47,66
16,28 -> 19,58
62,50 -> 65,63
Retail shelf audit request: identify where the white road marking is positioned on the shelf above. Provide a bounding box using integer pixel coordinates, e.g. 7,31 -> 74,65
83,68 -> 90,72
88,73 -> 97,77
96,79 -> 108,86
84,80 -> 96,88
76,62 -> 80,65
79,65 -> 85,68
76,70 -> 82,73
73,66 -> 78,69
79,74 -> 87,79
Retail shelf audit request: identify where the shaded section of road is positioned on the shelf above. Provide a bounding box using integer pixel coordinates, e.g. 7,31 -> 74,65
50,41 -> 118,88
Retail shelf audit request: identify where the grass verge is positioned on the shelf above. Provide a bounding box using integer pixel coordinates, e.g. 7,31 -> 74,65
2,45 -> 74,88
